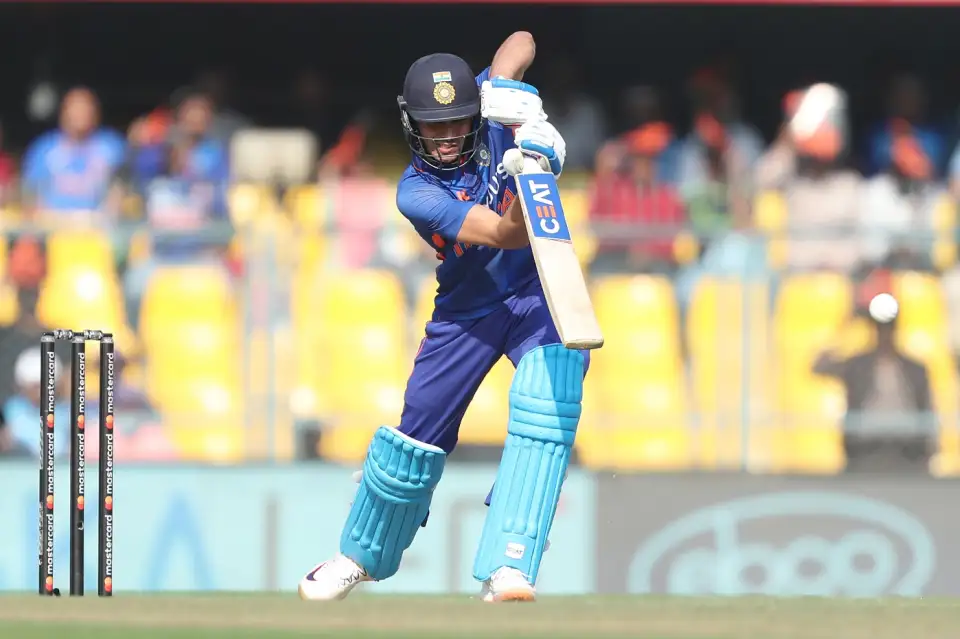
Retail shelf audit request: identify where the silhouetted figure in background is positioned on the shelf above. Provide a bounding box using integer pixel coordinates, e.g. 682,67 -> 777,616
814,294 -> 935,473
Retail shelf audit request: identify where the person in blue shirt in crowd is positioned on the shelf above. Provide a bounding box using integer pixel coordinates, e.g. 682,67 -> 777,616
22,87 -> 126,214
123,89 -> 232,328
865,73 -> 948,178
2,348 -> 70,458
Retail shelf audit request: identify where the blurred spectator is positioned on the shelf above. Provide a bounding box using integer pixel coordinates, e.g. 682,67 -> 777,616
21,87 -> 126,216
84,347 -> 161,451
0,236 -> 49,460
2,347 -> 70,458
866,73 -> 947,178
124,114 -> 163,199
194,69 -> 252,145
588,123 -> 685,274
289,70 -> 354,176
755,87 -> 863,273
618,86 -> 682,183
130,90 -> 229,190
860,120 -> 940,270
813,293 -> 935,473
123,91 -> 232,328
317,116 -> 376,181
946,131 -> 960,202
540,57 -> 606,172
0,121 -> 17,207
0,411 -> 30,458
677,68 -> 760,245
0,236 -> 50,405
288,69 -> 375,180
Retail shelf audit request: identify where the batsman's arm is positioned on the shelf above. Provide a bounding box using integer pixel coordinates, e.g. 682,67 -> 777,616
456,199 -> 529,250
490,31 -> 536,81
397,178 -> 527,252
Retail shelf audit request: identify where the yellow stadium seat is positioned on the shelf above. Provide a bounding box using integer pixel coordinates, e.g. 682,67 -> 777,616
157,376 -> 240,415
147,350 -> 241,413
298,233 -> 328,273
46,230 -> 115,277
0,282 -> 18,326
561,188 -> 597,268
0,235 -> 15,325
139,266 -> 241,416
140,266 -> 236,339
577,275 -> 690,471
167,420 -> 245,463
285,185 -> 328,230
296,269 -> 408,463
931,195 -> 957,271
37,270 -> 128,335
754,191 -> 788,269
148,324 -> 241,398
162,373 -> 245,463
687,277 -> 772,468
228,183 -> 277,228
771,272 -> 853,473
577,372 -> 691,471
754,191 -> 787,231
459,357 -> 513,446
892,271 -> 959,473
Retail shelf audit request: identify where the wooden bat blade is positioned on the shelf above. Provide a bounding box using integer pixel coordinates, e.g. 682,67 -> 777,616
514,167 -> 604,350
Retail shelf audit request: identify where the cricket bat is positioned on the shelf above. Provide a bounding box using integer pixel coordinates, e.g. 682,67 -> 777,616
510,150 -> 604,350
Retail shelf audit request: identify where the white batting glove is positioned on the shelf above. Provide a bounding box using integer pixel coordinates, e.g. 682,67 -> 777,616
514,116 -> 566,177
481,77 -> 544,126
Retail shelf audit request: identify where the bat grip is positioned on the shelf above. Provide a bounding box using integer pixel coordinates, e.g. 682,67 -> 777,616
521,154 -> 544,174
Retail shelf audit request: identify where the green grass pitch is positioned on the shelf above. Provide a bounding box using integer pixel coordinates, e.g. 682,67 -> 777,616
1,593 -> 959,638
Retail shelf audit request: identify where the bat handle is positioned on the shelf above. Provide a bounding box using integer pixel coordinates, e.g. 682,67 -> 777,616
521,154 -> 544,174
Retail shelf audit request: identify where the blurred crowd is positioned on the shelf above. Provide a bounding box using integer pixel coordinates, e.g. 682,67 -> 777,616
0,58 -> 958,472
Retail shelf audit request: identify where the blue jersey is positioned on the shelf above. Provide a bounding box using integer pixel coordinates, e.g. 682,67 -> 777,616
396,67 -> 537,321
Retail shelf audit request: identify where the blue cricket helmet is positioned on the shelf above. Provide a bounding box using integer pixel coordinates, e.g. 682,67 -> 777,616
398,53 -> 483,169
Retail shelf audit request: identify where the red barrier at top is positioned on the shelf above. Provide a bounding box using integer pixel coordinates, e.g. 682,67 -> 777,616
37,0 -> 960,4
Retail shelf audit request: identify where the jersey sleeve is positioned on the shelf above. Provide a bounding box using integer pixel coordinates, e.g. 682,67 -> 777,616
475,66 -> 491,87
397,177 -> 475,244
21,134 -> 53,193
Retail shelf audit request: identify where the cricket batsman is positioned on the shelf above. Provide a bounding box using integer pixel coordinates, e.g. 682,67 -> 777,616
299,31 -> 589,603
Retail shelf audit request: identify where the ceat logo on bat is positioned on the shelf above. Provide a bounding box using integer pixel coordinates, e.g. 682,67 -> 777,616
516,174 -> 571,241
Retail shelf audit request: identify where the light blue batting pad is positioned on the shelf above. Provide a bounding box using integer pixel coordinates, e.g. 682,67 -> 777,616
340,426 -> 446,580
473,344 -> 583,584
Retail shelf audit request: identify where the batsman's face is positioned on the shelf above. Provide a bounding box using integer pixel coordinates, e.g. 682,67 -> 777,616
419,118 -> 471,163
60,89 -> 99,139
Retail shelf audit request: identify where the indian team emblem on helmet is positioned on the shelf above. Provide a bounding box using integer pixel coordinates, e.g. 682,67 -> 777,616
433,82 -> 456,105
476,143 -> 491,167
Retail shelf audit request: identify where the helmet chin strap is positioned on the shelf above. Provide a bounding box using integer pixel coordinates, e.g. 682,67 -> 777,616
412,130 -> 478,171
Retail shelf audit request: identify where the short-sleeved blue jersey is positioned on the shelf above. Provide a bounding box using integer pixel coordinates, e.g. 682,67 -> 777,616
396,67 -> 537,321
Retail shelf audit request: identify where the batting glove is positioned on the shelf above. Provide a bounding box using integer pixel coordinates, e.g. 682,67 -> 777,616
514,115 -> 566,178
481,77 -> 544,126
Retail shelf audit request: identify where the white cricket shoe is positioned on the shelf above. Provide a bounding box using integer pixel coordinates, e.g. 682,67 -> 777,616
480,567 -> 537,603
298,554 -> 373,601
